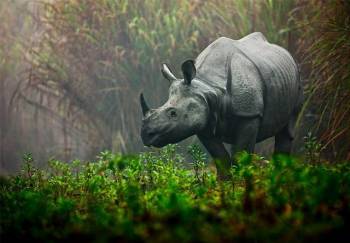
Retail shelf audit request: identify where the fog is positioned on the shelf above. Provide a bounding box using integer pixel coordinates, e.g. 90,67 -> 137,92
1,0 -> 348,174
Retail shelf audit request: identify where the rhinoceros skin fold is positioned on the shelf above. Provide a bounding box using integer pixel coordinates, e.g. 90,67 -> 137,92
140,32 -> 303,180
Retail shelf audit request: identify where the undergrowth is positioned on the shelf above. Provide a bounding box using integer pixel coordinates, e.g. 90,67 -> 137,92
1,145 -> 349,242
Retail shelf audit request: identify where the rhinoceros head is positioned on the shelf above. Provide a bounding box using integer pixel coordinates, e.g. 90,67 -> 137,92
140,60 -> 209,147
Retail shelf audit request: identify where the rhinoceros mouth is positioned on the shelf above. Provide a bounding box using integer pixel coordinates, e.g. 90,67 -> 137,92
143,134 -> 160,146
142,128 -> 183,148
141,124 -> 192,148
141,127 -> 164,146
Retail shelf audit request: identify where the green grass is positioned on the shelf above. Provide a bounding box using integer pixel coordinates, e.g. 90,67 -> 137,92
1,145 -> 349,242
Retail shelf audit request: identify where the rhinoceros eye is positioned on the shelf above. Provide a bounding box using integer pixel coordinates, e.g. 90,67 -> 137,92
166,108 -> 178,120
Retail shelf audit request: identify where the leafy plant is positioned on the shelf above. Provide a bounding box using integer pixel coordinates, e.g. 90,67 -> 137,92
303,132 -> 323,163
187,144 -> 207,184
1,148 -> 349,242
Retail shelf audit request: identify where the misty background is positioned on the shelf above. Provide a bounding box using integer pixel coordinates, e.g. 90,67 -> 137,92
1,0 -> 349,173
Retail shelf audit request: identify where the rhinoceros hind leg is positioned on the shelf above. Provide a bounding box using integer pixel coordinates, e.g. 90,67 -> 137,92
275,109 -> 299,154
274,124 -> 293,154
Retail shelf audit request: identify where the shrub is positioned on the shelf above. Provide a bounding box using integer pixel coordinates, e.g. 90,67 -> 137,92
1,147 -> 349,242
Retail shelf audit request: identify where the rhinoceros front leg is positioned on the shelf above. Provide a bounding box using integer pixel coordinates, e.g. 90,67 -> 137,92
230,117 -> 260,159
197,136 -> 232,180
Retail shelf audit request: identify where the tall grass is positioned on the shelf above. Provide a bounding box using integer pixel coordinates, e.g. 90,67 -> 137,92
15,0 -> 297,157
199,0 -> 296,48
19,0 -> 205,154
11,0 -> 350,162
297,0 -> 350,160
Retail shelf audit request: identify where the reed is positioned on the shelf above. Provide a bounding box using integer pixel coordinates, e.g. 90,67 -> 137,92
18,0 -> 297,156
296,0 -> 350,160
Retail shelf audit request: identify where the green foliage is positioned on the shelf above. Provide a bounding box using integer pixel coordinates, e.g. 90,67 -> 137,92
1,147 -> 349,242
303,132 -> 323,164
187,144 -> 207,184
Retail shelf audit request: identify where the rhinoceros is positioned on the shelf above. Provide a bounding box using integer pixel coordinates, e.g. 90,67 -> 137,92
140,32 -> 303,179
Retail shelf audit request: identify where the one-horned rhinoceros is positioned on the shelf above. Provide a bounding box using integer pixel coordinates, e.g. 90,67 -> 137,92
140,32 -> 303,179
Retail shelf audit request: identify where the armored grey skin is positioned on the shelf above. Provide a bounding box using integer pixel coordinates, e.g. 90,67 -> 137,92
140,32 -> 303,180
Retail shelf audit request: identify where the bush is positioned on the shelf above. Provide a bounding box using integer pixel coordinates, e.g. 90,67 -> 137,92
1,147 -> 349,242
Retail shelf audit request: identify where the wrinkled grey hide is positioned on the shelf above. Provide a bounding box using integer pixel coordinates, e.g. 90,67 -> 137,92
140,32 -> 303,180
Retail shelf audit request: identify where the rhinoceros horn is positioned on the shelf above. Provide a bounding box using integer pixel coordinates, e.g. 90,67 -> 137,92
140,93 -> 150,116
161,63 -> 177,82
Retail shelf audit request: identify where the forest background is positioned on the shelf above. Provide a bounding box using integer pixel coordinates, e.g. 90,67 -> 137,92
1,0 -> 349,173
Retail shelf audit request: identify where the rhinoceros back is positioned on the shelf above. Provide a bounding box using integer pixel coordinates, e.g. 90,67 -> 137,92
195,33 -> 301,138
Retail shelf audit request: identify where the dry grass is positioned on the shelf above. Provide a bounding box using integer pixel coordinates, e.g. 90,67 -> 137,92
14,0 -> 297,157
296,0 -> 350,160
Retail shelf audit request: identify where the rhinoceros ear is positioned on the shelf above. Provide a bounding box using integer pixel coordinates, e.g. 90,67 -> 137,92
181,59 -> 196,85
161,63 -> 177,82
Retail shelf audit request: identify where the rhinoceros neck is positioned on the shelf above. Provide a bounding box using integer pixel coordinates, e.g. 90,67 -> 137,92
192,79 -> 229,138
